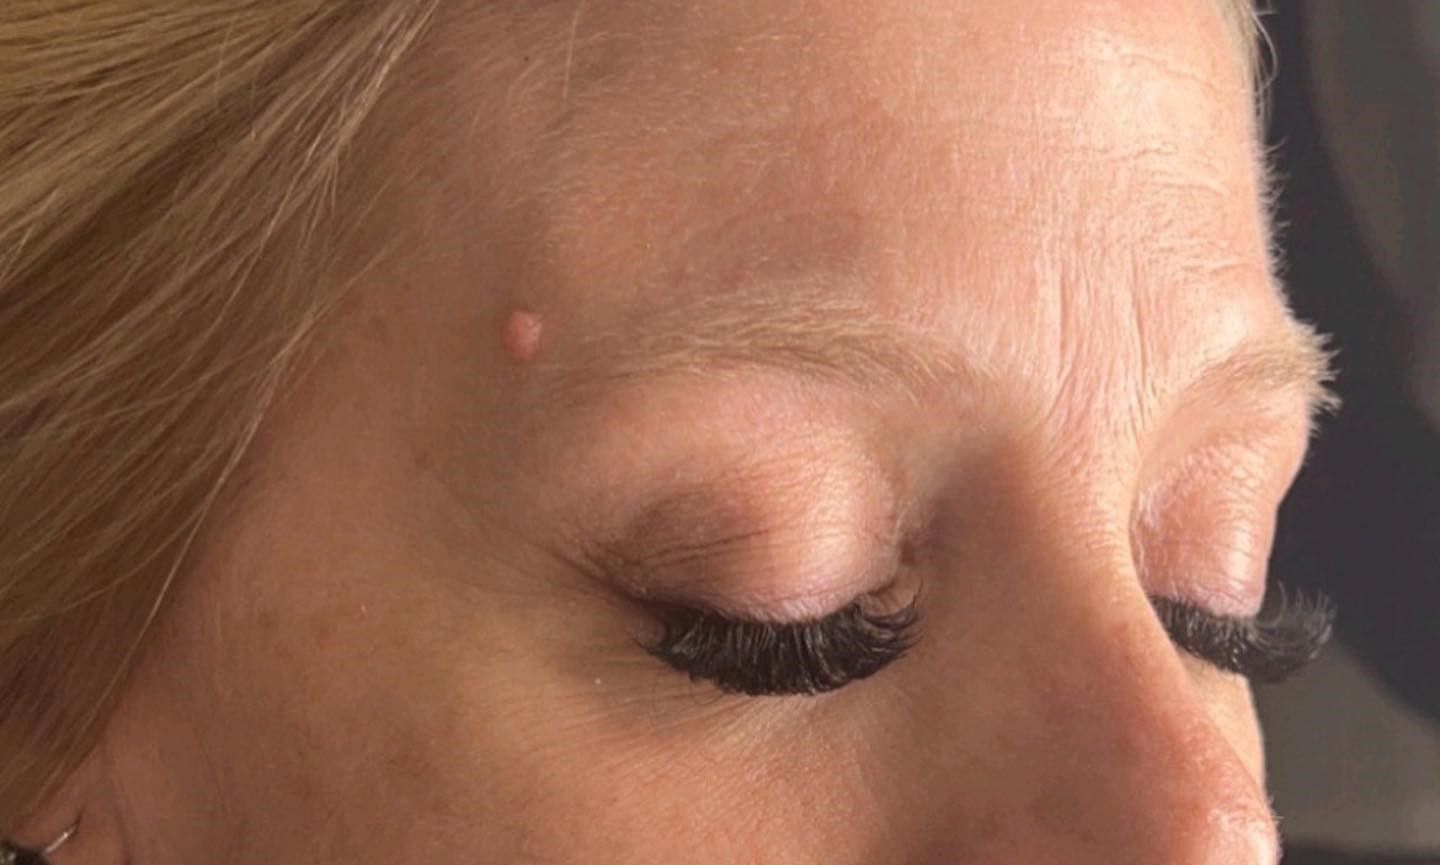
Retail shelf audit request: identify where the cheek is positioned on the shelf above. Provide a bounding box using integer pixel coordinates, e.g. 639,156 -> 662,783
414,676 -> 909,861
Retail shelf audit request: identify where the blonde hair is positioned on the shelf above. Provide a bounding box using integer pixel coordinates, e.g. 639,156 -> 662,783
0,0 -> 440,830
1221,0 -> 1273,126
0,0 -> 1266,834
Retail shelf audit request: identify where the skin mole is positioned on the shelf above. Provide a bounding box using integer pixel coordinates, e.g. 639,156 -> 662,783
502,309 -> 545,364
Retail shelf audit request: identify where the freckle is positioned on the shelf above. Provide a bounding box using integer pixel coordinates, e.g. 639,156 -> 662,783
502,309 -> 544,363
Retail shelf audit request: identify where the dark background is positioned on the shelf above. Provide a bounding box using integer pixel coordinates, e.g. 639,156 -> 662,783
1258,3 -> 1440,863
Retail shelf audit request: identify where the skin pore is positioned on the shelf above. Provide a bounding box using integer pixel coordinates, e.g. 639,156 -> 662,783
18,0 -> 1332,862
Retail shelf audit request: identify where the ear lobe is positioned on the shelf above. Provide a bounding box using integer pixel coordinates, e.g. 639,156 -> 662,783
7,745 -> 128,865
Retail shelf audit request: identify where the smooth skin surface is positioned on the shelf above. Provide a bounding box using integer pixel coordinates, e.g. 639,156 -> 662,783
24,1 -> 1331,862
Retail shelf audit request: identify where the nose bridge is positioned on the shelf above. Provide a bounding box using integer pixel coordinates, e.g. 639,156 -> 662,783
1024,592 -> 1279,864
906,501 -> 1279,865
1033,506 -> 1279,861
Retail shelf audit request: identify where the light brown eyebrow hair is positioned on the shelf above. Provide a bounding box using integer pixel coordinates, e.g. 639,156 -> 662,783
544,284 -> 1337,425
543,285 -> 974,410
1185,317 -> 1340,425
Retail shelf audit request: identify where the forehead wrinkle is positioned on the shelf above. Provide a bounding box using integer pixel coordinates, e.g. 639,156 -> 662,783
536,283 -> 979,409
533,283 -> 1332,438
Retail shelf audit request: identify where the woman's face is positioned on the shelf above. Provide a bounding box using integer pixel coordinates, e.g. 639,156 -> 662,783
94,1 -> 1329,862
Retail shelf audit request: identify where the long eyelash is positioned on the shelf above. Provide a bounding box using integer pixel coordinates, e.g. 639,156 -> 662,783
642,599 -> 920,697
1151,583 -> 1336,684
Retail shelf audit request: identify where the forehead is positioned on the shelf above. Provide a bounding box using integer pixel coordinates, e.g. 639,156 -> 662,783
420,0 -> 1287,429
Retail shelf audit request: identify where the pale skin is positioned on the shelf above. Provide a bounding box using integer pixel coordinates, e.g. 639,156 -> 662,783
19,0 -> 1331,862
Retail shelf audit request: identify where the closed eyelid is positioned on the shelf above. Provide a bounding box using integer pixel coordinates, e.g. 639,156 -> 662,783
591,529 -> 898,624
582,457 -> 907,618
1132,435 -> 1301,617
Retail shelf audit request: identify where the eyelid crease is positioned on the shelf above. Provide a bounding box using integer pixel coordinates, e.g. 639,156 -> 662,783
585,510 -> 906,622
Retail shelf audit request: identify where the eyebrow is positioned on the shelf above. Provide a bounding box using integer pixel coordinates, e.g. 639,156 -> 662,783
544,288 -> 972,408
544,287 -> 1337,422
1183,320 -> 1339,424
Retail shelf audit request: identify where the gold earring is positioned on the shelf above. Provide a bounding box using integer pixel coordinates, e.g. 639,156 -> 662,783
1,819 -> 78,865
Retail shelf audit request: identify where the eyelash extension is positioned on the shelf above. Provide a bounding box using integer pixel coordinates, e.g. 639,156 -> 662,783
642,582 -> 1330,695
642,599 -> 920,697
1150,583 -> 1336,684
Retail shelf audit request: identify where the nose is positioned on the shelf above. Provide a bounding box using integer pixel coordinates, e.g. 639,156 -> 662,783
899,540 -> 1281,865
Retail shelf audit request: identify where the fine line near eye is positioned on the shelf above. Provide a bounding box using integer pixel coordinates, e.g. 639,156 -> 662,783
1150,582 -> 1336,683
